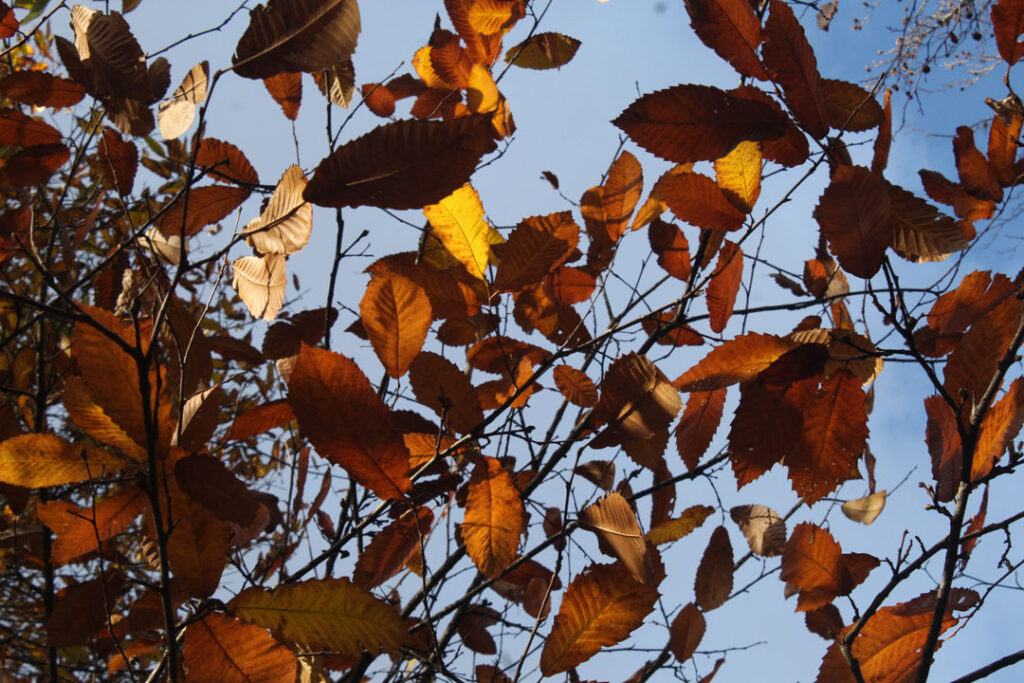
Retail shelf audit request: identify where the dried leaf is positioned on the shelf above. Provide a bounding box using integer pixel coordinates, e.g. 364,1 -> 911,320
232,254 -> 287,321
505,32 -> 580,69
841,491 -> 886,525
729,504 -> 786,556
579,492 -> 653,584
242,165 -> 311,254
781,523 -> 879,611
762,0 -> 828,139
184,612 -> 297,682
360,272 -> 432,378
424,184 -> 502,281
462,457 -> 524,578
669,603 -> 705,663
674,333 -> 795,391
354,507 -> 433,588
684,0 -> 769,80
813,165 -> 893,278
552,365 -> 598,408
694,526 -> 733,611
706,240 -> 743,333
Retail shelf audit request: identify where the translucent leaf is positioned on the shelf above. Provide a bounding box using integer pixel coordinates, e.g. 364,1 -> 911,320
714,140 -> 762,212
409,351 -> 484,435
263,71 -> 301,119
184,612 -> 297,682
684,0 -> 768,80
813,165 -> 893,278
674,333 -> 795,391
360,271 -> 432,378
243,165 -> 312,255
493,211 -> 578,292
694,525 -> 733,610
821,78 -> 883,132
729,504 -> 786,556
762,0 -> 828,139
841,491 -> 886,525
157,61 -> 208,140
669,603 -> 705,663
232,254 -> 287,321
423,184 -> 501,281
552,365 -> 598,407
97,127 -> 138,195
353,507 -> 433,588
647,505 -> 714,545
0,71 -> 86,108
505,32 -> 580,69
462,457 -> 523,578
195,138 -> 260,186
780,523 -> 879,611
706,240 -> 743,333
579,492 -> 654,584
37,486 -> 146,565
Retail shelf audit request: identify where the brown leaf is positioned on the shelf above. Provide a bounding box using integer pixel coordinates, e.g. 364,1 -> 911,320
362,82 -> 396,117
462,457 -> 524,578
409,351 -> 485,434
813,165 -> 893,278
0,3 -> 16,40
662,172 -> 746,232
467,335 -> 549,374
47,572 -> 124,647
540,561 -> 660,675
67,7 -> 151,99
157,185 -> 250,238
953,125 -> 1003,202
314,57 -> 356,107
37,486 -> 147,565
0,143 -> 69,187
354,507 -> 433,588
263,71 -> 301,119
574,460 -> 616,491
684,0 -> 769,80
287,345 -> 412,500
232,0 -> 361,79
804,604 -> 843,640
887,180 -> 968,263
304,116 -> 497,209
505,32 -> 580,69
157,61 -> 208,139
706,240 -> 743,333
361,272 -> 432,378
183,612 -> 297,682
613,83 -> 788,164
943,290 -> 1022,403
669,603 -> 706,663
988,106 -> 1023,185
457,605 -> 499,654
974,377 -> 1024,481
97,127 -> 138,195
675,388 -> 727,470
648,218 -> 691,280
694,526 -> 733,611
674,333 -> 795,391
175,455 -> 262,527
762,0 -> 828,139
780,523 -> 878,611
232,253 -> 287,321
493,212 -> 579,292
158,479 -> 231,598
992,0 -> 1024,64
821,79 -> 884,132
729,504 -> 786,556
195,138 -> 260,186
0,71 -> 85,108
552,365 -> 598,407
579,492 -> 654,584
871,88 -> 892,173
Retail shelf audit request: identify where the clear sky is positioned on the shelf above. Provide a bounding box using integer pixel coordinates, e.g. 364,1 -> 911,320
58,0 -> 1024,680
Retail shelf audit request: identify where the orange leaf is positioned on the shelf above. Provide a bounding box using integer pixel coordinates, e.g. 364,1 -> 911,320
988,107 -> 1023,185
552,365 -> 598,408
762,0 -> 828,139
602,150 -> 644,242
731,84 -> 810,167
0,143 -> 69,187
156,478 -> 231,598
663,172 -> 746,231
613,84 -> 788,165
780,523 -> 878,611
973,377 -> 1024,480
360,272 -> 432,378
493,211 -> 579,292
354,507 -> 434,588
684,0 -> 768,80
0,433 -> 126,488
642,312 -> 704,347
674,333 -> 795,391
694,526 -> 733,611
675,388 -> 727,470
156,185 -> 250,238
262,72 -> 301,119
925,394 -> 962,503
669,603 -> 706,663
888,181 -> 968,263
706,240 -> 743,333
362,82 -> 396,117
786,370 -> 867,504
195,138 -> 260,186
943,291 -> 1022,402
462,457 -> 523,578
992,0 -> 1024,64
813,165 -> 893,278
467,335 -> 549,374
0,108 -> 62,146
37,486 -> 146,565
62,374 -> 145,461
821,79 -> 884,132
540,561 -> 660,675
409,351 -> 485,434
228,400 -> 295,441
579,492 -> 654,584
184,612 -> 297,682
953,125 -> 1003,202
648,218 -> 691,280
97,127 -> 138,195
304,116 -> 497,209
0,3 -> 16,40
287,345 -> 412,500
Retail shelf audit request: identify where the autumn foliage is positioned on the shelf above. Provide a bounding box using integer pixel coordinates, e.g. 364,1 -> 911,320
0,0 -> 1022,681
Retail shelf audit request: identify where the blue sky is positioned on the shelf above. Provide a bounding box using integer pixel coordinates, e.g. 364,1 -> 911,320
56,0 -> 1024,680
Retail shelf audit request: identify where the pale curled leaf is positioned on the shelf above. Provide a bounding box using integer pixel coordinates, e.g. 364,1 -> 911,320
158,61 -> 208,139
841,491 -> 886,525
578,492 -> 653,584
729,504 -> 786,556
243,165 -> 312,255
232,254 -> 287,321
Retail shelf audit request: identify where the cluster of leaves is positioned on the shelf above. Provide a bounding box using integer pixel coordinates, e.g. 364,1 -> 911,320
0,0 -> 1022,681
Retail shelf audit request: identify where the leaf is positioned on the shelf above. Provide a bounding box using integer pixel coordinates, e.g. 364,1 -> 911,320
47,572 -> 124,647
612,84 -> 788,164
706,240 -> 743,333
662,172 -> 746,231
674,333 -> 795,391
232,253 -> 287,321
574,460 -> 616,491
552,365 -> 598,407
195,138 -> 260,186
184,612 -> 297,683
601,151 -> 644,242
714,140 -> 762,212
539,561 -> 660,675
243,165 -> 312,254
633,164 -> 694,230
37,486 -> 147,565
229,578 -> 407,655
925,394 -> 962,503
0,143 -> 70,187
974,377 -> 1024,481
97,127 -> 138,195
943,291 -> 1022,403
504,32 -> 580,69
263,71 -> 302,119
468,0 -> 525,34
157,184 -> 251,238
157,61 -> 208,140
175,455 -> 262,527
762,0 -> 828,139
780,523 -> 879,611
669,603 -> 706,663
305,116 -> 497,209
648,218 -> 691,280
313,57 -> 355,107
992,0 -> 1024,64
362,82 -> 396,117
67,6 -> 151,99
821,79 -> 884,132
462,457 -> 524,578
729,504 -> 786,556
805,604 -> 844,640
813,165 -> 893,279
988,105 -> 1023,185
353,507 -> 433,588
841,491 -> 886,525
424,184 -> 501,281
409,351 -> 485,434
0,72 -> 86,108
872,88 -> 892,172
232,0 -> 361,79
288,345 -> 411,499
684,0 -> 768,80
675,388 -> 727,470
457,605 -> 500,654
694,526 -> 733,611
786,370 -> 867,504
579,492 -> 653,584
493,211 -> 578,291
360,272 -> 432,378
158,479 -> 231,598
888,181 -> 968,263
0,2 -> 15,39
0,433 -> 125,488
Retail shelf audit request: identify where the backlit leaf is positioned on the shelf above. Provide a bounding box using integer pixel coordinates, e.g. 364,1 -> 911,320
229,578 -> 407,655
552,365 -> 598,407
360,271 -> 432,378
97,127 -> 138,195
674,333 -> 795,391
37,486 -> 146,565
613,84 -> 788,165
821,79 -> 884,132
730,504 -> 786,556
973,377 -> 1024,481
762,0 -> 828,139
988,106 -> 1023,185
175,455 -> 262,527
184,612 -> 297,683
992,0 -> 1024,64
953,125 -> 1003,202
409,351 -> 485,434
0,143 -> 70,187
287,345 -> 412,499
157,185 -> 250,238
462,457 -> 523,578
540,561 -> 659,675
662,172 -> 746,231
0,433 -> 125,489
714,140 -> 762,211
232,254 -> 287,321
195,138 -> 260,186
694,525 -> 733,611
353,506 -> 433,588
157,61 -> 208,139
505,32 -> 580,70
493,211 -> 578,291
669,603 -> 705,663
780,523 -> 879,611
232,0 -> 361,79
813,165 -> 893,278
675,388 -> 726,470
243,165 -> 312,254
706,240 -> 743,333
888,181 -> 968,263
684,0 -> 768,80
62,374 -> 145,461
305,116 -> 497,209
841,491 -> 887,525
263,71 -> 301,119
0,72 -> 86,108
579,492 -> 653,584
424,184 -> 501,281
158,478 -> 231,598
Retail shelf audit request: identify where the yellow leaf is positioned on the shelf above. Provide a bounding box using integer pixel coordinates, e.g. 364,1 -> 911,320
462,457 -> 523,578
646,505 -> 714,545
468,0 -> 523,35
423,184 -> 502,281
631,164 -> 693,231
0,433 -> 126,487
466,64 -> 499,114
229,578 -> 408,656
714,140 -> 762,212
